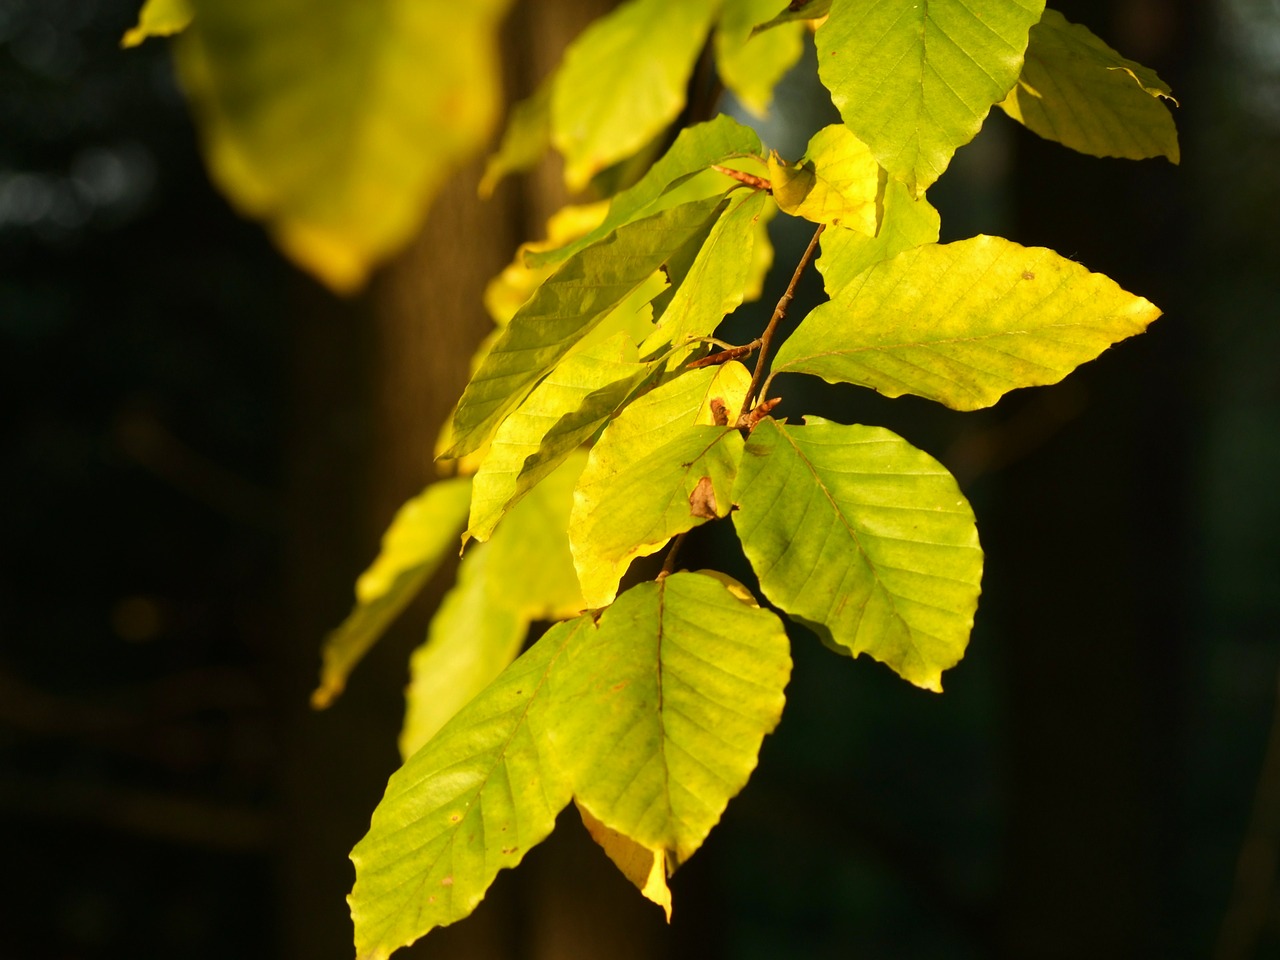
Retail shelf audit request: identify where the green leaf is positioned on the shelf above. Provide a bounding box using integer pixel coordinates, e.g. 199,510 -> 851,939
772,235 -> 1162,410
640,189 -> 769,362
715,0 -> 806,117
175,0 -> 512,292
313,477 -> 472,709
547,572 -> 791,865
767,124 -> 881,233
816,177 -> 940,299
350,618 -> 587,960
733,417 -> 982,691
479,78 -> 552,198
750,0 -> 832,36
527,115 -> 764,271
121,0 -> 193,47
445,195 -> 729,459
569,364 -> 753,607
402,454 -> 586,757
998,9 -> 1179,163
816,0 -> 1045,195
551,0 -> 720,190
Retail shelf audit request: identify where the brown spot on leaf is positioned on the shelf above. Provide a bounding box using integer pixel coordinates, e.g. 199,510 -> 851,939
441,876 -> 454,887
501,846 -> 518,855
709,397 -> 730,426
689,477 -> 719,519
1022,270 -> 1035,280
449,813 -> 461,823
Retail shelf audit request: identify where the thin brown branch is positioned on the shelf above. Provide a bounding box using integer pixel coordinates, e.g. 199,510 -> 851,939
711,164 -> 772,192
687,339 -> 762,369
741,222 -> 825,419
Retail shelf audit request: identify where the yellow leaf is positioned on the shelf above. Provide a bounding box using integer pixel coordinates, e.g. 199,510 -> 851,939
121,0 -> 193,48
576,802 -> 673,921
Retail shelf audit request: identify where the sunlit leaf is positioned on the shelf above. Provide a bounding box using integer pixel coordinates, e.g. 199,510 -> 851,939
480,78 -> 552,198
313,477 -> 471,709
577,802 -> 672,921
767,124 -> 880,233
569,364 -> 753,607
715,0 -> 806,117
121,0 -> 193,47
773,235 -> 1161,410
175,0 -> 512,292
547,572 -> 790,865
815,0 -> 1044,195
750,0 -> 831,35
816,178 -> 940,299
999,9 -> 1179,163
733,418 -> 982,690
350,619 -> 587,960
445,195 -> 728,459
551,0 -> 720,190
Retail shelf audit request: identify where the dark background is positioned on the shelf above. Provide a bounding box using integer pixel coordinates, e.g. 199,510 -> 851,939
3,1 -> 1278,957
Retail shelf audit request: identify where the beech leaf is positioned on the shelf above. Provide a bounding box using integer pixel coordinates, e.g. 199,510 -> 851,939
750,0 -> 832,36
715,0 -> 806,117
816,178 -> 940,299
767,124 -> 881,234
577,802 -> 673,921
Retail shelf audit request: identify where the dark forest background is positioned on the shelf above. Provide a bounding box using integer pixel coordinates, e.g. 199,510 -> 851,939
3,1 -> 1279,957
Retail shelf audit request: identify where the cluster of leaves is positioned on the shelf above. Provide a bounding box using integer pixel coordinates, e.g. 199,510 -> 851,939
128,0 -> 1178,957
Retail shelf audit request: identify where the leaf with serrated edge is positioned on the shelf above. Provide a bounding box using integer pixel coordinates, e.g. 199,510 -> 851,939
816,177 -> 940,299
121,0 -> 192,47
768,124 -> 880,234
349,618 -> 586,960
313,477 -> 471,709
773,235 -> 1161,410
577,802 -> 672,921
715,0 -> 805,117
445,195 -> 728,459
999,9 -> 1179,163
527,115 -> 763,270
551,0 -> 720,190
733,418 -> 982,691
548,572 -> 790,865
816,0 -> 1044,195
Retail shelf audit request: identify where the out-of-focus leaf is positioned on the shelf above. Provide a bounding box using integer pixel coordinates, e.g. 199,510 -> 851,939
121,0 -> 193,47
480,79 -> 552,198
551,0 -> 720,190
445,196 -> 727,459
750,0 -> 831,35
715,0 -> 805,117
350,618 -> 587,959
576,802 -> 672,921
999,9 -> 1179,163
547,572 -> 791,866
767,124 -> 880,233
175,0 -> 513,292
733,418 -> 982,690
815,0 -> 1044,195
312,477 -> 471,709
773,235 -> 1162,410
816,178 -> 939,299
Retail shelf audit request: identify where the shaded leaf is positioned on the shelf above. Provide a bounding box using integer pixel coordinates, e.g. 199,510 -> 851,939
999,9 -> 1179,163
350,619 -> 587,960
750,0 -> 832,36
577,802 -> 673,921
715,0 -> 806,117
313,478 -> 471,709
176,0 -> 512,291
816,177 -> 940,299
548,572 -> 791,865
773,235 -> 1161,410
767,124 -> 880,233
733,417 -> 982,690
816,0 -> 1044,195
121,0 -> 193,47
445,195 -> 729,459
551,0 -> 720,190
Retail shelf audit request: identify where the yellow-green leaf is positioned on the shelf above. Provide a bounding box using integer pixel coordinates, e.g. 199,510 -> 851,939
175,0 -> 512,292
715,0 -> 806,117
816,0 -> 1044,195
547,572 -> 791,865
733,418 -> 982,691
479,78 -> 553,198
750,0 -> 831,35
312,477 -> 471,710
350,619 -> 586,959
773,235 -> 1162,410
576,802 -> 673,921
121,0 -> 193,47
767,124 -> 880,233
551,0 -> 720,190
999,9 -> 1179,163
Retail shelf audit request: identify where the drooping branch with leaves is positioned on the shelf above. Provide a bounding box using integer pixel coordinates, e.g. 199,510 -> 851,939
130,0 -> 1179,956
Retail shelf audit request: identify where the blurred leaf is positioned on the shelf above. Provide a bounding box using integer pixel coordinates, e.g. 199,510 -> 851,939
551,0 -> 720,190
733,418 -> 982,691
816,178 -> 939,299
121,0 -> 193,47
547,572 -> 790,865
999,9 -> 1179,163
480,78 -> 552,198
351,618 -> 587,959
815,0 -> 1044,195
715,0 -> 805,117
176,0 -> 512,292
577,802 -> 673,921
767,124 -> 880,233
750,0 -> 831,35
313,477 -> 471,709
773,235 -> 1162,410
